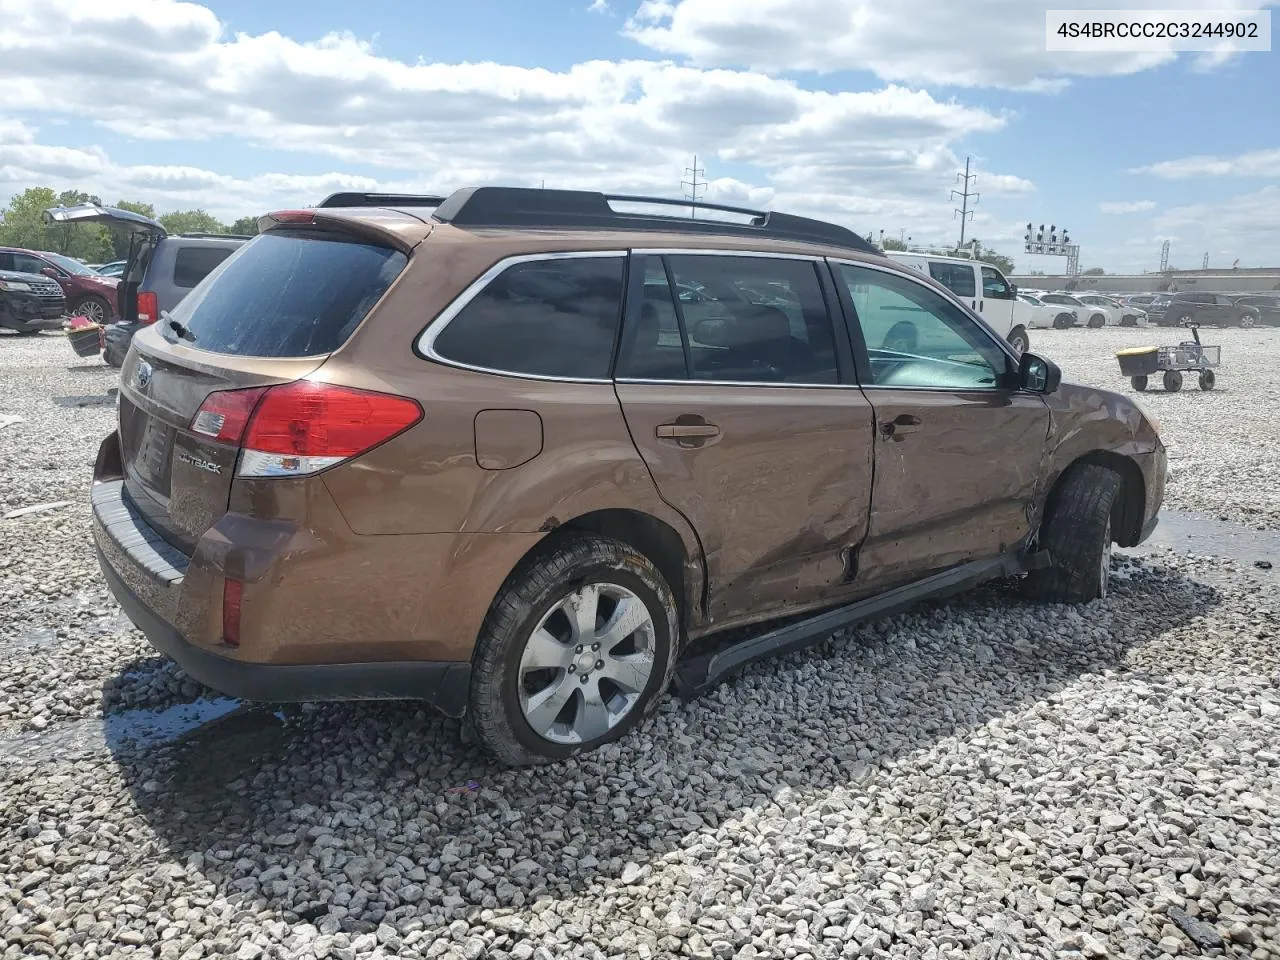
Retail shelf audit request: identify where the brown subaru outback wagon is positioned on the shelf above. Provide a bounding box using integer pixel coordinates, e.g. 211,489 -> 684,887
91,187 -> 1165,765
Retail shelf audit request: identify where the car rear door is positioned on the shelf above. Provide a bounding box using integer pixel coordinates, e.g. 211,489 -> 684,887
979,265 -> 1015,336
927,260 -> 978,312
831,259 -> 1050,590
614,252 -> 874,626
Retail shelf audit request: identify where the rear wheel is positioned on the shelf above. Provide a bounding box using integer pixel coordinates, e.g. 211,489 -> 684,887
469,534 -> 679,766
71,296 -> 110,325
1007,326 -> 1029,354
1164,369 -> 1184,392
1198,369 -> 1216,391
1023,463 -> 1121,603
1175,312 -> 1195,327
1088,313 -> 1105,328
1131,375 -> 1148,392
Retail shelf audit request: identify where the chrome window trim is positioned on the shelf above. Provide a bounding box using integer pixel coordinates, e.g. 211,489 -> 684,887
632,248 -> 826,261
415,250 -> 627,384
826,255 -> 1022,375
615,377 -> 852,390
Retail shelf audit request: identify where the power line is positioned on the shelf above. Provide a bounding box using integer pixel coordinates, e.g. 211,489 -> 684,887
951,156 -> 978,248
682,155 -> 705,218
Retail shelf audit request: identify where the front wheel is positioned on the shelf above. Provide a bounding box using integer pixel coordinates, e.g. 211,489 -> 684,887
1131,375 -> 1148,392
1007,327 -> 1029,354
1164,369 -> 1184,392
1239,314 -> 1256,328
1023,463 -> 1121,603
1199,369 -> 1216,391
469,535 -> 679,766
1088,313 -> 1105,328
1053,313 -> 1074,329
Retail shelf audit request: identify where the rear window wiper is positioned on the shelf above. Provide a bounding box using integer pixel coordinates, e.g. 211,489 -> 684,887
162,310 -> 196,343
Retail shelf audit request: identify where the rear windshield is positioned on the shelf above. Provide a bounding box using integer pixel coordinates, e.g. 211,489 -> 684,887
165,230 -> 407,357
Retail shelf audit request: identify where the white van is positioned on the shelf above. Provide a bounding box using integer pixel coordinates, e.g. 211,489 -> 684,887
886,252 -> 1031,353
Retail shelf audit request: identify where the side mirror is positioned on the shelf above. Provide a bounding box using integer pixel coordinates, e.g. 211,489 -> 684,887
1008,283 -> 1018,296
41,266 -> 60,279
1019,352 -> 1061,393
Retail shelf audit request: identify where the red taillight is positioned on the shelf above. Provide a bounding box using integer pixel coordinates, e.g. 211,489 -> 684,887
189,380 -> 421,478
190,387 -> 268,444
222,578 -> 242,647
137,291 -> 159,324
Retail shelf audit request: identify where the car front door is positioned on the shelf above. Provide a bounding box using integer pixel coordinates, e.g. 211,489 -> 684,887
831,260 -> 1050,590
979,265 -> 1015,336
614,252 -> 875,627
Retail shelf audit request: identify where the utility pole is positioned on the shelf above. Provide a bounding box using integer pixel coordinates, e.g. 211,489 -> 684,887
951,156 -> 978,248
1202,252 -> 1209,270
682,155 -> 705,218
1160,240 -> 1170,272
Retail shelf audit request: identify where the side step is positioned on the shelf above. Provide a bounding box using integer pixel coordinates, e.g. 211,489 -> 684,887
672,549 -> 1050,699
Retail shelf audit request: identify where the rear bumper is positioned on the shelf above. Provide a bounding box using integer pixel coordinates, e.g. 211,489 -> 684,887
92,478 -> 472,714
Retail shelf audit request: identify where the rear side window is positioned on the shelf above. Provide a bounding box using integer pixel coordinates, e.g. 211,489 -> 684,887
928,262 -> 976,298
430,256 -> 625,379
166,230 -> 406,357
173,246 -> 235,289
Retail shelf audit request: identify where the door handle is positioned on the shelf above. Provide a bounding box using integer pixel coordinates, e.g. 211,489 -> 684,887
656,422 -> 721,439
880,414 -> 922,440
979,299 -> 984,311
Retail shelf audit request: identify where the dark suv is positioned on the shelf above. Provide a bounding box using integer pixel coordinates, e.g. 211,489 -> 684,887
1164,291 -> 1261,327
0,247 -> 120,323
0,269 -> 67,333
89,187 -> 1166,766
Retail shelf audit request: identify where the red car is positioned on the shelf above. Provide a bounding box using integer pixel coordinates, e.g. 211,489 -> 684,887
0,247 -> 120,324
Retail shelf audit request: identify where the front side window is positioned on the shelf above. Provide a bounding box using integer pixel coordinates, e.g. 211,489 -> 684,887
837,264 -> 1010,390
981,266 -> 1013,300
432,255 -> 625,379
927,262 -> 976,299
621,255 -> 839,384
12,253 -> 50,275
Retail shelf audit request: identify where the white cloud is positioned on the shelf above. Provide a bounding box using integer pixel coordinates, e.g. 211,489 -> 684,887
0,0 -> 1033,232
1134,148 -> 1280,179
1099,200 -> 1157,214
588,0 -> 611,11
621,0 -> 1275,90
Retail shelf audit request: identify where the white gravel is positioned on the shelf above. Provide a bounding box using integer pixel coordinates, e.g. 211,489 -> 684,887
1029,325 -> 1280,531
2,329 -> 1279,960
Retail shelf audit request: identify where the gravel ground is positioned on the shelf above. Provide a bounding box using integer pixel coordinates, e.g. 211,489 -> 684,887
2,329 -> 1279,960
1028,325 -> 1280,530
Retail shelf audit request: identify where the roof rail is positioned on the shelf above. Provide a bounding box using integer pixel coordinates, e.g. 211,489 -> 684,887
318,192 -> 447,209
427,187 -> 878,252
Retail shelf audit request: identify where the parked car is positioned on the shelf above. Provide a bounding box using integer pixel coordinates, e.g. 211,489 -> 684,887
94,260 -> 128,278
88,186 -> 1165,766
1163,291 -> 1261,328
0,247 -> 119,323
1228,295 -> 1280,327
1074,294 -> 1148,327
1039,293 -> 1107,328
885,251 -> 1031,353
1119,294 -> 1171,323
44,204 -> 249,367
0,269 -> 67,333
1018,293 -> 1076,330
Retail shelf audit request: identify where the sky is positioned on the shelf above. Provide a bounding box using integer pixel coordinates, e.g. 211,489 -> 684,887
1,0 -> 1278,274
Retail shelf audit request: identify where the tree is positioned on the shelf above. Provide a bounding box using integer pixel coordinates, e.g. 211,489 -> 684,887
1082,267 -> 1106,276
879,236 -> 908,251
159,209 -> 228,235
951,240 -> 1015,275
107,200 -> 159,258
0,187 -> 112,262
228,215 -> 261,236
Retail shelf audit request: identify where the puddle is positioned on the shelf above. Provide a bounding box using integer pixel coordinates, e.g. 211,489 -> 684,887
1119,509 -> 1279,579
0,697 -> 246,766
10,627 -> 61,651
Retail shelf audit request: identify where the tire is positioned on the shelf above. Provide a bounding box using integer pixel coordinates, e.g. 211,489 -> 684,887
1007,327 -> 1029,354
1023,463 -> 1121,604
71,296 -> 110,325
1175,312 -> 1195,327
1239,314 -> 1255,329
1131,375 -> 1148,392
1163,369 -> 1184,392
469,534 -> 679,766
1053,314 -> 1073,329
1199,369 -> 1216,391
1087,313 -> 1105,328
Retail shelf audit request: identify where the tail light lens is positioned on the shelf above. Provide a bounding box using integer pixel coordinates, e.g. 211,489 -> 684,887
137,291 -> 159,324
188,380 -> 422,478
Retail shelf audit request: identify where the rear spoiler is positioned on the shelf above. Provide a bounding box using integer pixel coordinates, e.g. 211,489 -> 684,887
256,208 -> 432,253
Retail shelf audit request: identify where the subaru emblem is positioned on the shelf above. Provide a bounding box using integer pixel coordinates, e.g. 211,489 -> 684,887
135,360 -> 153,390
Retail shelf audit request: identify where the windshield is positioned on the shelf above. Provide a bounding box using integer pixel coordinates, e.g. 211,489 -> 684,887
42,252 -> 96,276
